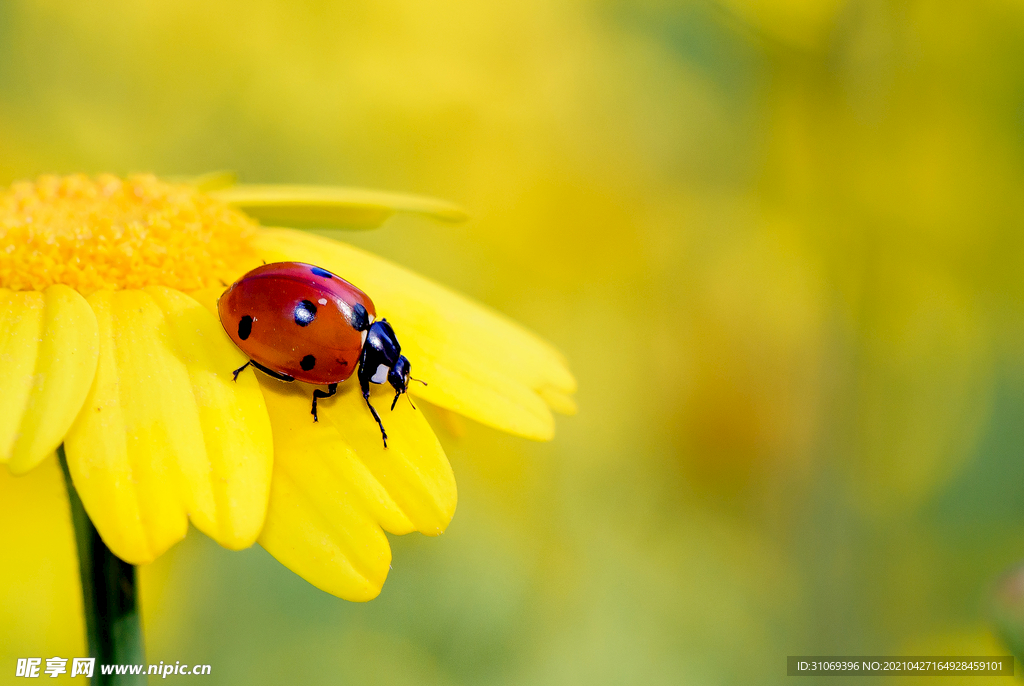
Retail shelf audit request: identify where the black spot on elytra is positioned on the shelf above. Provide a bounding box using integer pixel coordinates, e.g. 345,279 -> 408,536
300,354 -> 316,371
294,300 -> 317,326
351,302 -> 369,331
238,315 -> 253,340
311,266 -> 334,279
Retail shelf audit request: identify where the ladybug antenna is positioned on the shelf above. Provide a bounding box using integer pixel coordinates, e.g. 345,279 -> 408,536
406,393 -> 418,411
409,375 -> 427,386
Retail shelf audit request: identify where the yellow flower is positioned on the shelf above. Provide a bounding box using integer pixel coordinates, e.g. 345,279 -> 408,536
0,173 -> 574,601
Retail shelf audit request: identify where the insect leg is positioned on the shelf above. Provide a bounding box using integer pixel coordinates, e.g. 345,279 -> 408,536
250,360 -> 295,382
232,360 -> 252,381
310,383 -> 338,423
363,390 -> 388,448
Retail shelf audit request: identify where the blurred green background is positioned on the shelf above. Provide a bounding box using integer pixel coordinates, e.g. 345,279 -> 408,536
3,0 -> 1024,683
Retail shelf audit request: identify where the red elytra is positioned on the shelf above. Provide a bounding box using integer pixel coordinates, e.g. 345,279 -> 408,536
217,261 -> 375,384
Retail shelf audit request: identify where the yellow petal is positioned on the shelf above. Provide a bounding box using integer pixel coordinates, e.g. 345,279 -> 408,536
252,228 -> 575,440
210,185 -> 468,229
423,402 -> 468,439
401,344 -> 555,439
183,170 -> 238,192
0,291 -> 46,464
143,287 -> 274,546
257,376 -> 456,601
537,385 -> 578,416
189,285 -> 229,316
0,286 -> 99,474
64,288 -> 273,564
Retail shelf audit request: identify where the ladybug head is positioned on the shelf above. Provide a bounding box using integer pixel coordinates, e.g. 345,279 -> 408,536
389,355 -> 428,410
388,355 -> 411,409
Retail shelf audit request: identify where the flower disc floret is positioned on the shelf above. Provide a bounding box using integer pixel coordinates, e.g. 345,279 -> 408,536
0,174 -> 259,293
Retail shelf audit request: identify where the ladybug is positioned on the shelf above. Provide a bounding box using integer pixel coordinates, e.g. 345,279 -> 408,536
218,261 -> 421,447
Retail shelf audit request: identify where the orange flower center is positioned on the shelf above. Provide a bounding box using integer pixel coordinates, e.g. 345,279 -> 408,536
0,174 -> 260,293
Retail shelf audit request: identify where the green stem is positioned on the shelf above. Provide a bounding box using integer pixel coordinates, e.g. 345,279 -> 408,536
58,445 -> 146,685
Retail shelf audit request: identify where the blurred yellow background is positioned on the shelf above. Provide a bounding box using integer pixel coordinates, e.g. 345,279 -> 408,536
3,0 -> 1024,683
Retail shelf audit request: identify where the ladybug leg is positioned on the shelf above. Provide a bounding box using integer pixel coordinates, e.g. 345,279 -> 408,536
357,347 -> 391,447
310,383 -> 338,423
232,361 -> 252,381
250,360 -> 295,383
363,390 -> 388,448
